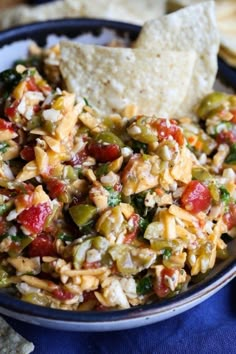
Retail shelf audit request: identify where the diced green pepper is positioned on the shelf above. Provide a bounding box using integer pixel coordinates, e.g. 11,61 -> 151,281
192,167 -> 212,182
22,293 -> 49,306
73,239 -> 92,269
0,268 -> 10,288
69,204 -> 97,228
208,183 -> 220,202
96,131 -> 124,147
197,92 -> 229,119
92,236 -> 109,253
43,120 -> 54,134
8,235 -> 33,257
127,117 -> 156,144
150,239 -> 172,251
64,166 -> 78,181
26,115 -> 41,131
109,245 -> 156,276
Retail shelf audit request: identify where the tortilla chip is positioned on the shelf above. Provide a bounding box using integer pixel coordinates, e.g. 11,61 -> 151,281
217,2 -> 236,64
0,1 -> 70,30
0,0 -> 166,30
167,1 -> 236,68
134,1 -> 219,117
0,316 -> 34,354
66,0 -> 166,25
60,41 -> 196,117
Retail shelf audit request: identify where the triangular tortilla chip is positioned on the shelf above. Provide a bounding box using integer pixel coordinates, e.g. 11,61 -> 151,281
66,0 -> 166,25
134,1 -> 220,116
0,316 -> 34,354
60,41 -> 196,117
0,0 -> 166,30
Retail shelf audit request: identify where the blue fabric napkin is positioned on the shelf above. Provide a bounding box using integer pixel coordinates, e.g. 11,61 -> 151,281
4,279 -> 236,354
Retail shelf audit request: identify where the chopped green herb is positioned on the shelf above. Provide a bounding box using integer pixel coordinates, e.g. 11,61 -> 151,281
225,144 -> 236,164
104,186 -> 121,207
57,232 -> 74,242
136,276 -> 153,295
131,192 -> 146,215
131,191 -> 153,217
139,217 -> 149,233
132,140 -> 148,154
83,97 -> 91,107
219,186 -> 230,204
163,248 -> 172,260
0,204 -> 9,216
96,163 -> 109,178
0,142 -> 9,154
0,69 -> 23,92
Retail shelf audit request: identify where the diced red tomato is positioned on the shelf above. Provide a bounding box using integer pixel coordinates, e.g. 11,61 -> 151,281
154,267 -> 176,298
0,118 -> 14,131
151,119 -> 184,146
52,287 -> 74,301
223,203 -> 236,230
28,232 -> 56,257
33,105 -> 41,113
20,145 -> 35,161
46,178 -> 66,199
26,77 -> 39,92
83,261 -> 101,269
181,180 -> 212,214
230,109 -> 236,124
124,213 -> 140,244
68,149 -> 88,166
216,130 -> 236,144
18,203 -> 51,234
5,100 -> 19,119
86,142 -> 120,163
83,291 -> 97,302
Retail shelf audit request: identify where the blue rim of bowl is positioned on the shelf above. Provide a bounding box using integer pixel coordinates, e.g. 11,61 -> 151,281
0,18 -> 235,326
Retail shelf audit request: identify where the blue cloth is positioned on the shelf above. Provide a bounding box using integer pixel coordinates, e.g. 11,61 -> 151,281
4,279 -> 236,354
